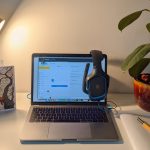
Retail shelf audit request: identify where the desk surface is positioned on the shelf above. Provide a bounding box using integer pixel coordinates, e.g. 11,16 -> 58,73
0,93 -> 149,150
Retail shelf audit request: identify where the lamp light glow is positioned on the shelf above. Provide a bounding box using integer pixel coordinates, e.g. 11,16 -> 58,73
10,26 -> 27,47
0,18 -> 5,31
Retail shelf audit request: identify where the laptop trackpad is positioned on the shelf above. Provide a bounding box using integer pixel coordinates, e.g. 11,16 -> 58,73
48,123 -> 91,140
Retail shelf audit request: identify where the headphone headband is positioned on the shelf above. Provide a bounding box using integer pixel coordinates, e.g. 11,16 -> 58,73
90,50 -> 103,71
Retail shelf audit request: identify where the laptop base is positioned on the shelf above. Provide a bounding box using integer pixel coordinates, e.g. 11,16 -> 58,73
20,106 -> 119,142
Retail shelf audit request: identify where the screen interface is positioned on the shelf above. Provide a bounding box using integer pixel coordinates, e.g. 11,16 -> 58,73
33,56 -> 106,102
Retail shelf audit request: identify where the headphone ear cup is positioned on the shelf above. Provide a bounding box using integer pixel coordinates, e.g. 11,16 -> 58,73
88,76 -> 106,99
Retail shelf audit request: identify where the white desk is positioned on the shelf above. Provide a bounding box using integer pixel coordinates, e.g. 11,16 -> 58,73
0,93 -> 149,150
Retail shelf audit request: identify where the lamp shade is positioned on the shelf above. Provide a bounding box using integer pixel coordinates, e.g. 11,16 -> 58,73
0,18 -> 5,31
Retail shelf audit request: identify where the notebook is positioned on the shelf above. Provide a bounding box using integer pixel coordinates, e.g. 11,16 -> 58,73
20,53 -> 119,143
120,114 -> 150,150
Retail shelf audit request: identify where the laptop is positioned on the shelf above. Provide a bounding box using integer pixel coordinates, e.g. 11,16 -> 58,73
20,53 -> 119,143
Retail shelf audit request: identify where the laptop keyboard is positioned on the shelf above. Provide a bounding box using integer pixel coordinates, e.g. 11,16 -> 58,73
30,107 -> 108,123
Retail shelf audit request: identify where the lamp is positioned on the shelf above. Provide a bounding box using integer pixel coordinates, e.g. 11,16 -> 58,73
0,18 -> 5,31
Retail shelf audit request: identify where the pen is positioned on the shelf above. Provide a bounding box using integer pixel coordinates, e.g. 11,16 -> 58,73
137,117 -> 150,132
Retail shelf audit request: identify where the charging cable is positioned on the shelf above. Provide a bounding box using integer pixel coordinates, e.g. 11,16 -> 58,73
27,93 -> 31,99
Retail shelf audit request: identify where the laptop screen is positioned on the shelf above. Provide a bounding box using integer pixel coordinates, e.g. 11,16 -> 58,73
32,54 -> 106,103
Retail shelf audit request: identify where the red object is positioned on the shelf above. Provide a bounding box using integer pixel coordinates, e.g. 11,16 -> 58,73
134,77 -> 150,111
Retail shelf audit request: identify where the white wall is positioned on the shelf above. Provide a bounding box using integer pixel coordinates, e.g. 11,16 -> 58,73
0,0 -> 150,93
0,0 -> 22,23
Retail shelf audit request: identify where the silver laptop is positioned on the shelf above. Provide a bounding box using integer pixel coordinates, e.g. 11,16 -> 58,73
20,53 -> 119,143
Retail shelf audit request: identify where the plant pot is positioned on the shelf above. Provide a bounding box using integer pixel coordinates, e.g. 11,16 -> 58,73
134,74 -> 150,111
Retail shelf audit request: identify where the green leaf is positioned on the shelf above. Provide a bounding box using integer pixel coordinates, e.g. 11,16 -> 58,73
121,43 -> 150,71
121,44 -> 146,70
146,23 -> 150,32
118,10 -> 143,31
129,58 -> 150,78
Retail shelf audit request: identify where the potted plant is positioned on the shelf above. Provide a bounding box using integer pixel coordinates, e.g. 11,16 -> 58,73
118,9 -> 150,111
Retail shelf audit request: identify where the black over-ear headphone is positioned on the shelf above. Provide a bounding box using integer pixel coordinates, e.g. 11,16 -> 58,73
82,50 -> 109,101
